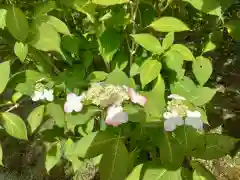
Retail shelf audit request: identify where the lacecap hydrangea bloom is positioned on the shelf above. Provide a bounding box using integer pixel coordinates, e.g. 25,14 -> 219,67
164,94 -> 203,131
64,82 -> 147,127
31,84 -> 54,102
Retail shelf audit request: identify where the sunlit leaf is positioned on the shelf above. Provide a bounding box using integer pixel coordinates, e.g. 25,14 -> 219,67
170,44 -> 195,61
225,20 -> 240,41
0,9 -> 7,29
45,142 -> 61,172
131,33 -> 162,54
126,164 -> 143,180
140,58 -> 162,88
149,17 -> 190,32
162,32 -> 174,50
142,161 -> 182,179
30,22 -> 61,53
192,56 -> 212,86
6,6 -> 28,41
27,105 -> 45,134
46,103 -> 65,128
92,0 -> 129,6
0,61 -> 10,94
1,112 -> 28,140
191,161 -> 216,180
14,42 -> 28,63
183,0 -> 222,17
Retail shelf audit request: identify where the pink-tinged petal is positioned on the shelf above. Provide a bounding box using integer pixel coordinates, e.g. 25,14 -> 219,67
128,88 -> 147,106
105,105 -> 128,127
66,93 -> 78,101
64,102 -> 73,113
137,95 -> 147,106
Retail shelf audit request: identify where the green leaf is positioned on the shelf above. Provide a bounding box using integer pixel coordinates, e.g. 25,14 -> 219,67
14,42 -> 28,63
189,87 -> 216,106
45,142 -> 61,172
126,164 -> 143,180
46,103 -> 65,128
73,131 -> 118,158
192,134 -> 236,160
73,0 -> 96,23
183,0 -> 221,17
34,0 -> 56,18
92,0 -> 129,6
170,44 -> 195,61
131,33 -> 162,54
144,75 -> 165,118
0,9 -> 7,29
99,137 -> 128,180
87,71 -> 108,82
1,112 -> 28,140
6,6 -> 28,41
40,15 -> 70,35
141,162 -> 182,180
149,17 -> 190,32
106,68 -> 129,86
27,105 -> 45,134
175,126 -> 203,153
65,107 -> 98,131
130,63 -> 140,77
225,20 -> 240,41
171,76 -> 196,99
0,61 -> 10,94
30,22 -> 61,53
98,28 -> 123,63
158,131 -> 184,169
164,50 -> 184,72
203,40 -> 216,53
191,161 -> 216,180
192,56 -> 212,86
111,49 -> 128,70
64,138 -> 76,158
61,35 -> 87,55
162,32 -> 174,50
68,156 -> 83,173
140,58 -> 162,88
0,143 -> 3,166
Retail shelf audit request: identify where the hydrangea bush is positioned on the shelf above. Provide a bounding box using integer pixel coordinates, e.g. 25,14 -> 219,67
0,0 -> 239,179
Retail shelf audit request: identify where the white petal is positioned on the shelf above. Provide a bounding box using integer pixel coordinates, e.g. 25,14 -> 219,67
173,116 -> 184,126
66,93 -> 78,101
185,117 -> 203,130
73,102 -> 83,112
31,91 -> 43,101
187,110 -> 201,118
168,94 -> 186,100
164,119 -> 177,131
128,88 -> 147,106
43,89 -> 54,101
105,105 -> 128,126
64,101 -> 74,113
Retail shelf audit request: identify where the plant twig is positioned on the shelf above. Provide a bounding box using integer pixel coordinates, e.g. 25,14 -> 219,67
128,0 -> 139,74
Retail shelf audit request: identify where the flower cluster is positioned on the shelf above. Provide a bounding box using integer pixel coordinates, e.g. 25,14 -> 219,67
64,83 -> 147,127
31,83 -> 54,102
164,94 -> 203,131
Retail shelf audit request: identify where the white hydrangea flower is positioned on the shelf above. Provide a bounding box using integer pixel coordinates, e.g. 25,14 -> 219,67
168,94 -> 186,101
31,89 -> 54,102
31,90 -> 45,101
163,111 -> 184,131
105,105 -> 128,127
128,88 -> 147,106
43,89 -> 54,102
185,110 -> 203,130
64,93 -> 85,113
